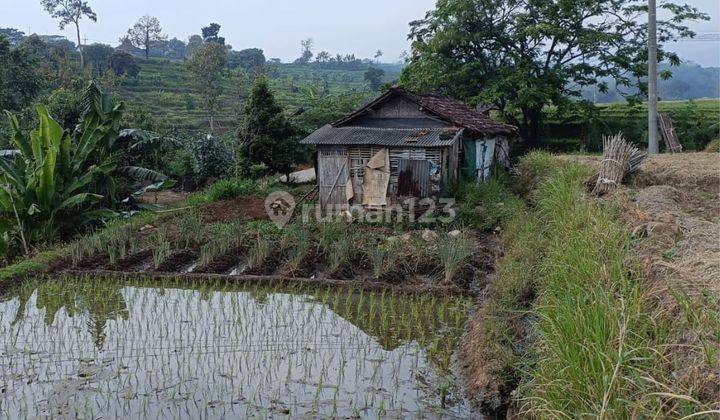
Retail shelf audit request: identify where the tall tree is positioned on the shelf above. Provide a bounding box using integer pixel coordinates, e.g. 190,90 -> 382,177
364,67 -> 385,92
295,38 -> 314,64
0,35 -> 43,113
400,0 -> 708,146
0,28 -> 25,46
201,23 -> 225,44
374,49 -> 383,63
186,41 -> 227,131
239,77 -> 300,180
83,43 -> 113,76
186,35 -> 203,59
125,15 -> 165,59
40,0 -> 96,69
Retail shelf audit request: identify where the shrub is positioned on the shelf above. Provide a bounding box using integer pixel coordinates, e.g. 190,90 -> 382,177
190,135 -> 234,180
705,138 -> 720,153
456,178 -> 525,230
186,178 -> 262,206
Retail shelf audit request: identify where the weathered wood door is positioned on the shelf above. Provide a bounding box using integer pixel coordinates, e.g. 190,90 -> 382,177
397,159 -> 431,198
318,149 -> 349,211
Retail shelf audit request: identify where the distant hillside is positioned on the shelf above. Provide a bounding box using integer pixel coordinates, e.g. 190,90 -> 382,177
581,63 -> 720,103
118,58 -> 400,132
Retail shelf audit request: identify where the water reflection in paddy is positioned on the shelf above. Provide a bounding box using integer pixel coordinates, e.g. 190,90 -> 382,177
0,277 -> 477,418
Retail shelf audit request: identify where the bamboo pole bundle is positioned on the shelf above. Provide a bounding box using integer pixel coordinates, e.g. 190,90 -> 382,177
592,133 -> 645,195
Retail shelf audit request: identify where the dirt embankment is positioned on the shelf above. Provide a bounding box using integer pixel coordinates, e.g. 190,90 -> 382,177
619,159 -> 720,403
564,152 -> 720,406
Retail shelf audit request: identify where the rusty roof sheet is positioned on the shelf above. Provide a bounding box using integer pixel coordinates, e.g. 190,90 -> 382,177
300,125 -> 462,147
331,87 -> 518,137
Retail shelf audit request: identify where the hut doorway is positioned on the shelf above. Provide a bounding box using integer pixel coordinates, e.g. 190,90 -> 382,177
318,149 -> 350,211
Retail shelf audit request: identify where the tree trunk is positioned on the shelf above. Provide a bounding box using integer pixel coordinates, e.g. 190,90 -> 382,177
522,107 -> 543,149
75,22 -> 84,69
145,31 -> 150,59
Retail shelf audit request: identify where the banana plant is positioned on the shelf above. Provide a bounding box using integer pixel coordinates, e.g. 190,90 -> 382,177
0,106 -> 114,246
0,82 -> 169,253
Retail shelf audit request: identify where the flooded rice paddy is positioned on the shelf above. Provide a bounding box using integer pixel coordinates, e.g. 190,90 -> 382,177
0,276 -> 478,418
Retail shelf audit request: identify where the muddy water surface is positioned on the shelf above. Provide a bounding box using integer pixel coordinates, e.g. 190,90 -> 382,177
0,277 -> 478,418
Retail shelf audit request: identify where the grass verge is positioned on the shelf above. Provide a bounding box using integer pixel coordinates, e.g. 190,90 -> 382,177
461,151 -> 718,418
0,212 -> 158,289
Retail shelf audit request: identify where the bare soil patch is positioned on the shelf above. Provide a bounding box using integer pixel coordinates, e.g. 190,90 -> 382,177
200,196 -> 269,224
137,190 -> 189,207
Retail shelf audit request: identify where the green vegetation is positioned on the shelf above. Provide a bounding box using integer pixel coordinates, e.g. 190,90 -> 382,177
401,0 -> 708,146
463,152 -> 718,417
0,83 -> 167,258
545,99 -> 720,151
0,275 -> 474,417
185,177 -> 265,206
239,76 -> 302,179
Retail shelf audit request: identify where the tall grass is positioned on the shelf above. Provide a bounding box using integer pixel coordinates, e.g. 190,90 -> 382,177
519,163 -> 654,417
462,152 -> 715,417
437,234 -> 473,284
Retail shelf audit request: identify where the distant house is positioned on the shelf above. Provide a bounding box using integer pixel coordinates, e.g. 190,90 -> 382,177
300,87 -> 518,210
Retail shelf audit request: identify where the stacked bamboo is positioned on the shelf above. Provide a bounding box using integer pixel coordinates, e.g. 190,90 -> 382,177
591,133 -> 646,195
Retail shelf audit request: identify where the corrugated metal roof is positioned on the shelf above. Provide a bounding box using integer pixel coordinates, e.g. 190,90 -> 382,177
300,125 -> 462,147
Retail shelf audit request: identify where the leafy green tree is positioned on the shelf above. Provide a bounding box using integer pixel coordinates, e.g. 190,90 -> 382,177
0,28 -> 25,46
400,0 -> 708,146
191,135 -> 234,180
228,48 -> 266,72
125,15 -> 166,59
239,77 -> 301,180
109,50 -> 139,77
83,43 -> 113,76
186,41 -> 227,131
186,34 -> 203,59
202,23 -> 225,44
0,35 -> 43,113
364,66 -> 385,92
40,0 -> 97,69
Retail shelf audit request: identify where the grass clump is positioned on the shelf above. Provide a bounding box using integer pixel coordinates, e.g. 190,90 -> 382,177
456,178 -> 525,230
186,178 -> 264,206
197,223 -> 245,267
437,234 -> 473,284
279,224 -> 312,274
151,228 -> 171,269
176,209 -> 204,249
461,152 -> 716,418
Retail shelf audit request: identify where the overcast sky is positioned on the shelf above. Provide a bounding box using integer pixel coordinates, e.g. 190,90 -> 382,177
2,0 -> 719,66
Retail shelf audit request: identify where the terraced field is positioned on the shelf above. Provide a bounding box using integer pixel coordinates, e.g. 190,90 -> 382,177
119,58 -> 399,132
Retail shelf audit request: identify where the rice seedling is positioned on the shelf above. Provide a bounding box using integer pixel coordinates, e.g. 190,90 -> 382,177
151,228 -> 171,269
198,223 -> 245,267
279,224 -> 312,274
437,233 -> 474,283
0,274 -> 474,418
176,209 -> 205,249
369,241 -> 402,280
326,233 -> 354,275
247,235 -> 273,271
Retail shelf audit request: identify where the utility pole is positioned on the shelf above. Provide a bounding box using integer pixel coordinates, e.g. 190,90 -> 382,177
648,0 -> 659,154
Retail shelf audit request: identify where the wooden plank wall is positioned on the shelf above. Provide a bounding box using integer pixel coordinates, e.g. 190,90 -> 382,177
318,148 -> 349,209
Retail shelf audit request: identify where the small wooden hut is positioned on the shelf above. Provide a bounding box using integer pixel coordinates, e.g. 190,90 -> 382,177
301,88 -> 518,210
